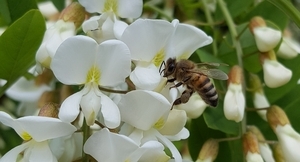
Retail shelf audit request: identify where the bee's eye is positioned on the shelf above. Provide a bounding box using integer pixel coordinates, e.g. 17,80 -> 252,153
168,63 -> 175,72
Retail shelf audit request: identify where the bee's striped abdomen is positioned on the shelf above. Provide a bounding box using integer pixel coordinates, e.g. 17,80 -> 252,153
196,76 -> 218,107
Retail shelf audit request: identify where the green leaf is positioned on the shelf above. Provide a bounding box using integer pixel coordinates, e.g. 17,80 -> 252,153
188,116 -> 234,162
0,9 -> 46,97
267,0 -> 300,28
203,101 -> 240,135
52,0 -> 66,12
214,0 -> 254,21
0,0 -> 11,25
7,0 -> 38,23
244,0 -> 288,30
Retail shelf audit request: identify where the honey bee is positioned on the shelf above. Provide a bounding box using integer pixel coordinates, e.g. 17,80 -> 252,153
160,58 -> 228,108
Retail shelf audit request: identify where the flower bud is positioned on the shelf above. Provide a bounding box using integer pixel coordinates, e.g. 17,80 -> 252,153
249,17 -> 282,52
59,2 -> 86,29
224,65 -> 245,122
247,126 -> 275,162
176,93 -> 207,119
197,139 -> 219,162
272,143 -> 285,162
277,37 -> 300,59
261,51 -> 292,88
243,132 -> 264,162
249,74 -> 269,121
60,85 -> 74,104
267,105 -> 300,161
267,105 -> 290,131
38,102 -> 59,118
34,69 -> 54,86
249,16 -> 266,34
38,91 -> 59,108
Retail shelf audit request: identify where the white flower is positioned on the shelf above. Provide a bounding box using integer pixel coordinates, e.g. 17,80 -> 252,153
224,83 -> 245,122
50,35 -> 131,127
263,59 -> 292,88
175,93 -> 207,119
246,152 -> 264,162
277,37 -> 300,59
0,111 -> 76,162
253,27 -> 282,52
275,125 -> 300,161
35,20 -> 76,72
118,90 -> 186,162
121,19 -> 212,90
258,143 -> 275,162
82,13 -> 128,43
78,0 -> 143,18
253,92 -> 269,121
84,128 -> 169,162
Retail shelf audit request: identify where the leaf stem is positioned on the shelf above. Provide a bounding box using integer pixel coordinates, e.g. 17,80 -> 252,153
202,0 -> 218,56
216,0 -> 246,134
0,82 -> 10,97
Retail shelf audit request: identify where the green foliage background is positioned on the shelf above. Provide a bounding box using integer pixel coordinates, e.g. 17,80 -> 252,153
0,0 -> 300,161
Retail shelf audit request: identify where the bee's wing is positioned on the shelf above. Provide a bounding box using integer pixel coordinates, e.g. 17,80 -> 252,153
187,69 -> 228,80
196,62 -> 229,69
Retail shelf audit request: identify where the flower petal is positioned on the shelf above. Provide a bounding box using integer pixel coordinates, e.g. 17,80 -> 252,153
118,90 -> 171,130
113,18 -> 128,40
263,59 -> 292,88
51,35 -> 98,85
168,19 -> 213,59
117,0 -> 143,18
98,92 -> 121,128
27,141 -> 57,162
0,142 -> 30,162
84,128 -> 138,162
121,19 -> 174,61
78,0 -> 104,13
18,116 -> 76,142
96,40 -> 131,86
159,109 -> 187,136
130,64 -> 162,90
253,27 -> 282,52
59,91 -> 82,123
224,83 -> 245,122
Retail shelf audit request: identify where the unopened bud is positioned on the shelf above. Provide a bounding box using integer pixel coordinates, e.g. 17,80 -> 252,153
60,85 -> 74,104
35,69 -> 54,86
249,73 -> 263,93
38,91 -> 59,108
249,16 -> 266,34
197,139 -> 219,162
38,102 -> 59,118
247,126 -> 265,142
272,143 -> 285,162
267,105 -> 290,131
243,132 -> 264,162
59,2 -> 86,28
228,65 -> 243,84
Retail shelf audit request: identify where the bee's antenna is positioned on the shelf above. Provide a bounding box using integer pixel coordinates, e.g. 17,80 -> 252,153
159,61 -> 166,75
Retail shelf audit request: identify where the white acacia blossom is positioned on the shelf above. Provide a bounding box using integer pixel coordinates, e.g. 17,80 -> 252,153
277,37 -> 300,59
224,66 -> 245,123
0,112 -> 76,162
79,0 -> 143,43
50,35 -> 131,127
262,59 -> 292,88
84,128 -> 169,162
118,90 -> 188,162
121,18 -> 212,90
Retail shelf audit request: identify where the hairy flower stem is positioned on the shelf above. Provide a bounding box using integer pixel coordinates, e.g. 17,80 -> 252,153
82,118 -> 90,162
217,0 -> 246,160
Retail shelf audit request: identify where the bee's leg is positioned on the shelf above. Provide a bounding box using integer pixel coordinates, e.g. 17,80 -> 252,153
167,78 -> 176,83
171,87 -> 194,109
169,76 -> 191,89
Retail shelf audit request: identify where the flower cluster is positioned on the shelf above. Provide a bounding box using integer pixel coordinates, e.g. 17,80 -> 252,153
0,0 -> 213,161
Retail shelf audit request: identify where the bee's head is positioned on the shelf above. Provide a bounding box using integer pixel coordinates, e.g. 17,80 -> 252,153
160,58 -> 176,77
